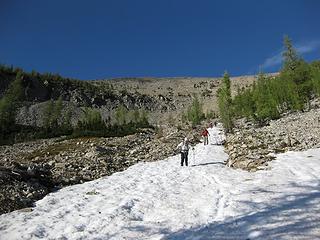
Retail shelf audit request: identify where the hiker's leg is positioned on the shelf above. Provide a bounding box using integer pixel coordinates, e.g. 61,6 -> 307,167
181,152 -> 184,166
185,152 -> 188,166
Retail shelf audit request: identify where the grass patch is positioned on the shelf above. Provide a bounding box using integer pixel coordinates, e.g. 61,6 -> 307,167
24,142 -> 78,162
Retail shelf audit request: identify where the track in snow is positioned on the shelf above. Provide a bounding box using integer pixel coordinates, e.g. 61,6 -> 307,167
1,127 -> 320,240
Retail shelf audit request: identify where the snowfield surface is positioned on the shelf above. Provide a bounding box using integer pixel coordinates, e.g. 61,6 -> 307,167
1,127 -> 320,240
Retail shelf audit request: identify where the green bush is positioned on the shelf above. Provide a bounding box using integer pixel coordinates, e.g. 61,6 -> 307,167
115,105 -> 128,125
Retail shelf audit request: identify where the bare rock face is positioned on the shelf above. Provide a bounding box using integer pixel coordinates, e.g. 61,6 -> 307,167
15,90 -> 163,127
225,108 -> 320,171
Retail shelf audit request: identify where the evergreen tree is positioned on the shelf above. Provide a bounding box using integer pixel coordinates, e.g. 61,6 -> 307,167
43,97 -> 63,130
217,71 -> 233,132
311,65 -> 320,97
233,86 -> 255,118
186,95 -> 204,126
282,35 -> 300,72
52,96 -> 63,128
43,100 -> 54,130
61,108 -> 73,133
252,72 -> 279,122
280,36 -> 312,107
0,71 -> 24,134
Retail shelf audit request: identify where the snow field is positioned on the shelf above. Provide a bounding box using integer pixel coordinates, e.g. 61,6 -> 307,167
0,127 -> 320,239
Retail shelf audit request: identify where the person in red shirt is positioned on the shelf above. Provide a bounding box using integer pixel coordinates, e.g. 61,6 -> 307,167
201,129 -> 210,145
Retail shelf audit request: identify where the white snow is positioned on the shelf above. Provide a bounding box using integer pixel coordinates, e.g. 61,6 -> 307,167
1,127 -> 320,240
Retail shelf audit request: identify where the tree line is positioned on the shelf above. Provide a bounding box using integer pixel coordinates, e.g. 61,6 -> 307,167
218,35 -> 320,132
0,67 -> 151,145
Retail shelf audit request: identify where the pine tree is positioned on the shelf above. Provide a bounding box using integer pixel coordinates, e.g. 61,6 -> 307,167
311,65 -> 320,97
42,96 -> 66,135
186,94 -> 204,126
282,35 -> 300,72
233,86 -> 255,118
217,71 -> 233,132
60,107 -> 73,134
253,72 -> 279,122
281,35 -> 312,108
0,71 -> 24,134
43,100 -> 54,130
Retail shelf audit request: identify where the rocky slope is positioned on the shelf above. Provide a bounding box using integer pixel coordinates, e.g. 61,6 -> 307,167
225,105 -> 320,171
0,123 -> 207,214
97,75 -> 257,124
16,74 -> 257,127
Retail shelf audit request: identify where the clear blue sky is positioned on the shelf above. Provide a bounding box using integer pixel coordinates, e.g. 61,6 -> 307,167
1,0 -> 319,80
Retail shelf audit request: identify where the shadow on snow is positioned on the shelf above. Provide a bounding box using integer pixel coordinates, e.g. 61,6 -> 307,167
191,162 -> 225,167
163,181 -> 320,240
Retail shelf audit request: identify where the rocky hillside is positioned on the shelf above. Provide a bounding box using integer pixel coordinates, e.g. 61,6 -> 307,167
1,66 -> 258,127
96,75 -> 257,124
225,101 -> 320,171
0,70 -> 164,127
0,123 -> 206,214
